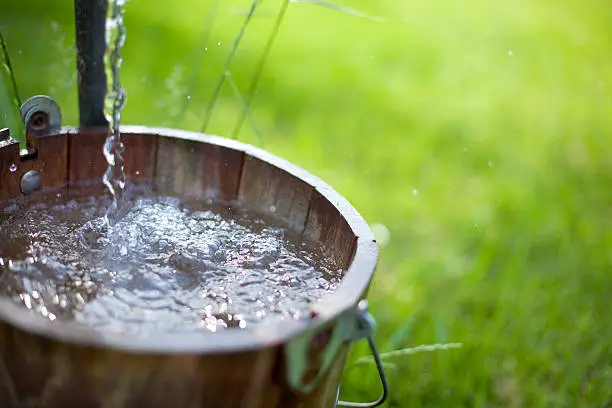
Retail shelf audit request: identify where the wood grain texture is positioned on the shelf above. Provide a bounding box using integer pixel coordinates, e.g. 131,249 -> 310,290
68,128 -> 108,195
303,190 -> 357,271
0,138 -> 21,201
155,136 -> 243,201
238,156 -> 313,234
0,322 -> 286,408
122,132 -> 158,184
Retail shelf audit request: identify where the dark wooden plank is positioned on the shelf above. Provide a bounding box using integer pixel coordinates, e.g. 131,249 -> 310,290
68,128 -> 107,194
30,132 -> 69,192
122,132 -> 158,184
1,132 -> 69,202
303,190 -> 357,270
216,146 -> 244,201
0,321 -> 285,408
0,138 -> 21,201
155,137 -> 243,201
238,156 -> 313,233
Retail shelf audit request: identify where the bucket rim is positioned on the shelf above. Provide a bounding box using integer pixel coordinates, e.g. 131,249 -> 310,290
0,125 -> 379,355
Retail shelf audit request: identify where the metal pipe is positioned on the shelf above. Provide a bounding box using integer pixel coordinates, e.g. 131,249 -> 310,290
75,0 -> 109,128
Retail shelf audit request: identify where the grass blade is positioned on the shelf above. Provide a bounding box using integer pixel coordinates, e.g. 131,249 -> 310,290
352,343 -> 463,366
200,0 -> 262,133
231,0 -> 289,139
225,70 -> 264,142
289,0 -> 386,23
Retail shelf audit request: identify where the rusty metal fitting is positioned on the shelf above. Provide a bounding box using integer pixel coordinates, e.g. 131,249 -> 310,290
20,95 -> 62,134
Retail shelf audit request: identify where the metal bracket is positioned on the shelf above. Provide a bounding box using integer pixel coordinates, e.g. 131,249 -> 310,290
284,300 -> 388,407
19,95 -> 62,158
335,301 -> 388,407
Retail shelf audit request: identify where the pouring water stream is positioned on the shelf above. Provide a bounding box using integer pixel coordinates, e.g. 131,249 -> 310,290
102,0 -> 128,226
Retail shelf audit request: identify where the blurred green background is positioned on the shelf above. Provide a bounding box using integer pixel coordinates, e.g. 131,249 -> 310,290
2,0 -> 612,406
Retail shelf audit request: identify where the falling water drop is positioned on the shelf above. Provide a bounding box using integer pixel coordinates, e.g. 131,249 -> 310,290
9,163 -> 17,173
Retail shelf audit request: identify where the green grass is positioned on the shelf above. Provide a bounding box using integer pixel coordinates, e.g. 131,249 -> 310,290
3,0 -> 612,406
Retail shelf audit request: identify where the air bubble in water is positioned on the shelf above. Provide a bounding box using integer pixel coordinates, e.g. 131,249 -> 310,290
9,163 -> 17,172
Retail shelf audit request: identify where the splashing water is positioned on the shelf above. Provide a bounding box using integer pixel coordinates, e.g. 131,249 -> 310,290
103,0 -> 128,225
0,189 -> 341,334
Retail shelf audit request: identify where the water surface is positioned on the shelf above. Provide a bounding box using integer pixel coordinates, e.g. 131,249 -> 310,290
0,188 -> 341,335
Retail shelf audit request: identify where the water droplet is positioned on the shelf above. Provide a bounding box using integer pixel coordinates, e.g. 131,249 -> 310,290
507,50 -> 513,56
463,147 -> 468,152
186,95 -> 191,100
412,189 -> 419,195
18,50 -> 22,55
9,163 -> 17,172
205,47 -> 208,51
56,193 -> 62,198
488,161 -> 493,167
135,170 -> 141,175
217,41 -> 222,47
269,205 -> 277,213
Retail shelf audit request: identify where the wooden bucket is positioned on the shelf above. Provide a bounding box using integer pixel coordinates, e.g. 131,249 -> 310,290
0,124 -> 380,408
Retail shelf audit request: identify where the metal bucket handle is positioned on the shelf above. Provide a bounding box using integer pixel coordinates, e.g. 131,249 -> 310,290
334,301 -> 388,408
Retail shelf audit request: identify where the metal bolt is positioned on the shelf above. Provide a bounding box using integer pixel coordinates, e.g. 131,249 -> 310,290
20,170 -> 42,195
29,111 -> 50,132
